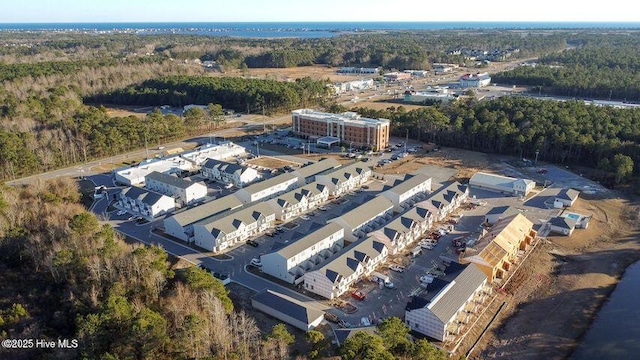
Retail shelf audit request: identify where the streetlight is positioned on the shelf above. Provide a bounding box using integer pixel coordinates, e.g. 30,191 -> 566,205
535,150 -> 540,165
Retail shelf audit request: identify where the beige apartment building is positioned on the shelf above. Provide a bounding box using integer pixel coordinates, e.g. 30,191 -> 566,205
291,109 -> 390,151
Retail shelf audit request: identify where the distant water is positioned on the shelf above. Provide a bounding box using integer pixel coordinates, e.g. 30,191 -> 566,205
0,22 -> 639,38
571,260 -> 640,360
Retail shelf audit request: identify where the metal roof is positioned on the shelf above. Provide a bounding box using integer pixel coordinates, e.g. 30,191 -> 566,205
145,171 -> 198,190
276,223 -> 344,260
470,172 -> 534,190
252,290 -> 324,326
426,264 -> 487,323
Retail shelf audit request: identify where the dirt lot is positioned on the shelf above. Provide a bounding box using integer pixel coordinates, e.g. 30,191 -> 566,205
246,156 -> 301,169
378,147 -> 495,180
100,105 -> 146,118
225,64 -> 364,82
467,194 -> 640,359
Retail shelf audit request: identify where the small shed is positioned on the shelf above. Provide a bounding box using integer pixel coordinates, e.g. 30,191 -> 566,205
251,290 -> 325,331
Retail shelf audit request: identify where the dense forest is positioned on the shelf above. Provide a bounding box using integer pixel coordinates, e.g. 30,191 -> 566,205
338,95 -> 640,188
493,35 -> 640,101
0,180 -> 447,359
90,76 -> 331,114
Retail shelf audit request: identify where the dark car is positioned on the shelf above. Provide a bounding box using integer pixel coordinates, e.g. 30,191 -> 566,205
246,239 -> 259,247
265,231 -> 275,237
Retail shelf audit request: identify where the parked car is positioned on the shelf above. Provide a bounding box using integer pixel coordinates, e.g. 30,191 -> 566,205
389,265 -> 405,273
250,258 -> 262,267
318,205 -> 328,211
338,319 -> 352,328
419,242 -> 434,250
299,214 -> 310,220
384,281 -> 394,288
351,290 -> 366,301
361,317 -> 371,326
362,185 -> 370,189
537,168 -> 548,174
265,231 -> 275,237
246,239 -> 259,247
276,226 -> 286,232
420,275 -> 434,284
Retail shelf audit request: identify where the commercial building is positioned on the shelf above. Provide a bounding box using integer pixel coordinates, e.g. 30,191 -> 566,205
267,182 -> 329,221
292,158 -> 341,186
114,156 -> 193,186
144,171 -> 207,207
459,72 -> 491,88
180,142 -> 246,166
369,205 -> 434,254
405,263 -> 489,342
462,213 -> 537,282
331,79 -> 375,94
403,70 -> 429,77
380,173 -> 432,211
251,290 -> 325,331
261,223 -> 345,284
383,72 -> 412,82
118,186 -> 175,219
469,172 -> 535,197
337,67 -> 379,75
291,109 -> 390,151
200,159 -> 260,188
163,195 -> 243,242
192,203 -> 275,252
404,88 -> 456,104
303,236 -> 389,299
316,162 -> 372,197
234,173 -> 298,204
328,197 -> 394,241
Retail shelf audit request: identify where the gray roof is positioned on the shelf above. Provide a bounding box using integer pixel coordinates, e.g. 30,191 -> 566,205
198,202 -> 274,234
331,197 -> 393,230
414,263 -> 486,323
123,186 -> 168,206
385,173 -> 431,196
240,172 -> 298,195
421,181 -> 467,210
550,216 -> 578,229
318,161 -> 370,185
294,158 -> 341,180
252,290 -> 324,326
486,205 -> 519,216
299,182 -> 327,197
381,205 -> 432,240
202,158 -> 248,176
314,236 -> 387,284
276,223 -> 344,259
470,172 -> 534,190
145,171 -> 197,190
166,195 -> 242,226
556,188 -> 580,201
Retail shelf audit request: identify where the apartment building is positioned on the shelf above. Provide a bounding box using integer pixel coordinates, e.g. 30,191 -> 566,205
303,236 -> 389,300
163,195 -> 243,242
459,72 -> 491,88
144,171 -> 207,207
180,141 -> 246,166
291,109 -> 390,151
119,186 -> 175,219
369,205 -> 434,254
192,203 -> 275,252
234,173 -> 298,204
380,173 -> 432,211
267,182 -> 329,221
316,162 -> 372,197
469,172 -> 535,197
261,223 -> 345,284
417,182 -> 469,221
328,197 -> 394,241
200,159 -> 260,188
405,263 -> 489,342
292,158 -> 341,186
462,213 -> 537,282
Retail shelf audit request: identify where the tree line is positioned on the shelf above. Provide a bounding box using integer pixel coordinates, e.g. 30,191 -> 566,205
345,96 -> 640,188
90,75 -> 331,114
493,36 -> 640,101
0,180 -> 446,359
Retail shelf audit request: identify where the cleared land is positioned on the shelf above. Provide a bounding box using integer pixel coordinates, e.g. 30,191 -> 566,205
245,156 -> 301,169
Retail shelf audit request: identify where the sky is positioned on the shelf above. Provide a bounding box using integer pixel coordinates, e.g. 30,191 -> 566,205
0,0 -> 637,23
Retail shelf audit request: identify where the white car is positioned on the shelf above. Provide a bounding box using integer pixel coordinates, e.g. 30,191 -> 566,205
390,265 -> 405,273
384,281 -> 394,288
299,214 -> 310,220
360,317 -> 371,326
420,275 -> 434,284
419,243 -> 433,250
250,258 -> 262,267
